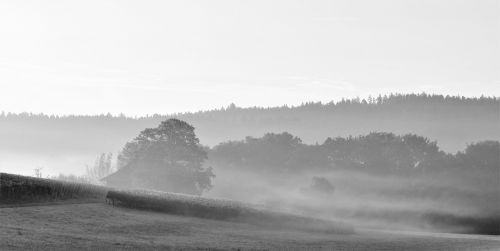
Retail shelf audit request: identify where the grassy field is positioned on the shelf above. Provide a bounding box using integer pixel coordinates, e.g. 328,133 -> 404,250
1,203 -> 500,250
0,173 -> 352,234
1,173 -> 499,250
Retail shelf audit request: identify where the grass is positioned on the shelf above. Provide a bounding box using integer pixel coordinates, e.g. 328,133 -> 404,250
0,173 -> 107,204
2,203 -> 500,250
106,189 -> 244,220
1,173 -> 499,249
106,188 -> 354,234
1,173 -> 352,234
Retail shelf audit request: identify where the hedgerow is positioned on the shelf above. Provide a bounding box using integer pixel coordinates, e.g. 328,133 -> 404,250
106,189 -> 354,234
106,189 -> 245,219
0,173 -> 108,204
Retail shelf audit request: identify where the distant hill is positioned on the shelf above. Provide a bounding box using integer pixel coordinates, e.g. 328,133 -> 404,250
1,93 -> 498,156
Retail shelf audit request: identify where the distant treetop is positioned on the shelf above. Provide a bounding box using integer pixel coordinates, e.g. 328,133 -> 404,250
1,93 -> 498,119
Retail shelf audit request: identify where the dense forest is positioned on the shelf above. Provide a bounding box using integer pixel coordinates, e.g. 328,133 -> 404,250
1,94 -> 498,157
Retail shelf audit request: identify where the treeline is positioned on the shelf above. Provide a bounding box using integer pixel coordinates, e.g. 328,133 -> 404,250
209,131 -> 500,221
210,132 -> 498,177
2,93 -> 497,119
1,93 -> 498,153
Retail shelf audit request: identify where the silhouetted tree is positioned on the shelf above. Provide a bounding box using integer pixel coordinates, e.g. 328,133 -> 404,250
453,141 -> 500,190
86,152 -> 114,183
118,119 -> 214,195
321,132 -> 445,173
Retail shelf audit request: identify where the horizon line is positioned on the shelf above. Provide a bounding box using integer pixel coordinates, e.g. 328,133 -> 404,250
1,92 -> 498,118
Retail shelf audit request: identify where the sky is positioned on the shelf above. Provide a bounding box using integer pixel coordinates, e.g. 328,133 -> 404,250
0,0 -> 498,116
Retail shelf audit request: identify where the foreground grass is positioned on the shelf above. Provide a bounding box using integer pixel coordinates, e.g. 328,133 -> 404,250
1,173 -> 498,249
1,203 -> 499,250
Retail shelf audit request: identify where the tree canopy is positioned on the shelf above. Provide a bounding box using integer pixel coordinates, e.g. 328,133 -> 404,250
117,119 -> 214,195
210,131 -> 499,182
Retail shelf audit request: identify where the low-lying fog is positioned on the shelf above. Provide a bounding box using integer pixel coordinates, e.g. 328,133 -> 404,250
207,165 -> 498,235
1,115 -> 498,236
2,137 -> 499,236
0,151 -> 95,177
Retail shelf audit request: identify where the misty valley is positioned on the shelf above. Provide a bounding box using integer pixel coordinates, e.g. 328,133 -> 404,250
2,0 -> 499,248
1,95 -> 498,246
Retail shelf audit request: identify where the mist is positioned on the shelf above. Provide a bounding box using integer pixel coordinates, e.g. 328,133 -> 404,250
1,96 -> 499,236
1,94 -> 498,178
208,163 -> 498,235
2,0 -> 500,248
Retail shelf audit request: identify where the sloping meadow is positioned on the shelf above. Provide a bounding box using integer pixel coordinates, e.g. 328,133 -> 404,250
0,173 -> 353,234
106,189 -> 354,234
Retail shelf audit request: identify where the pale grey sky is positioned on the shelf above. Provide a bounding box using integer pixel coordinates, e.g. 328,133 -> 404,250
0,0 -> 498,115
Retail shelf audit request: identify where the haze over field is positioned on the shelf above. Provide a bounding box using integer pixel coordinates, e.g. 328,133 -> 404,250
1,95 -> 498,235
1,94 -> 498,177
0,0 -> 499,248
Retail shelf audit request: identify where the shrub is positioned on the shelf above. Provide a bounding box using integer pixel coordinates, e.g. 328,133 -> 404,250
301,176 -> 335,197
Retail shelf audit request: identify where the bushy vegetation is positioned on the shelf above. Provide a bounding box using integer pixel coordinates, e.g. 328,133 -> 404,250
210,132 -> 498,180
51,173 -> 91,184
301,177 -> 335,196
106,189 -> 354,234
0,173 -> 108,204
106,189 -> 244,220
